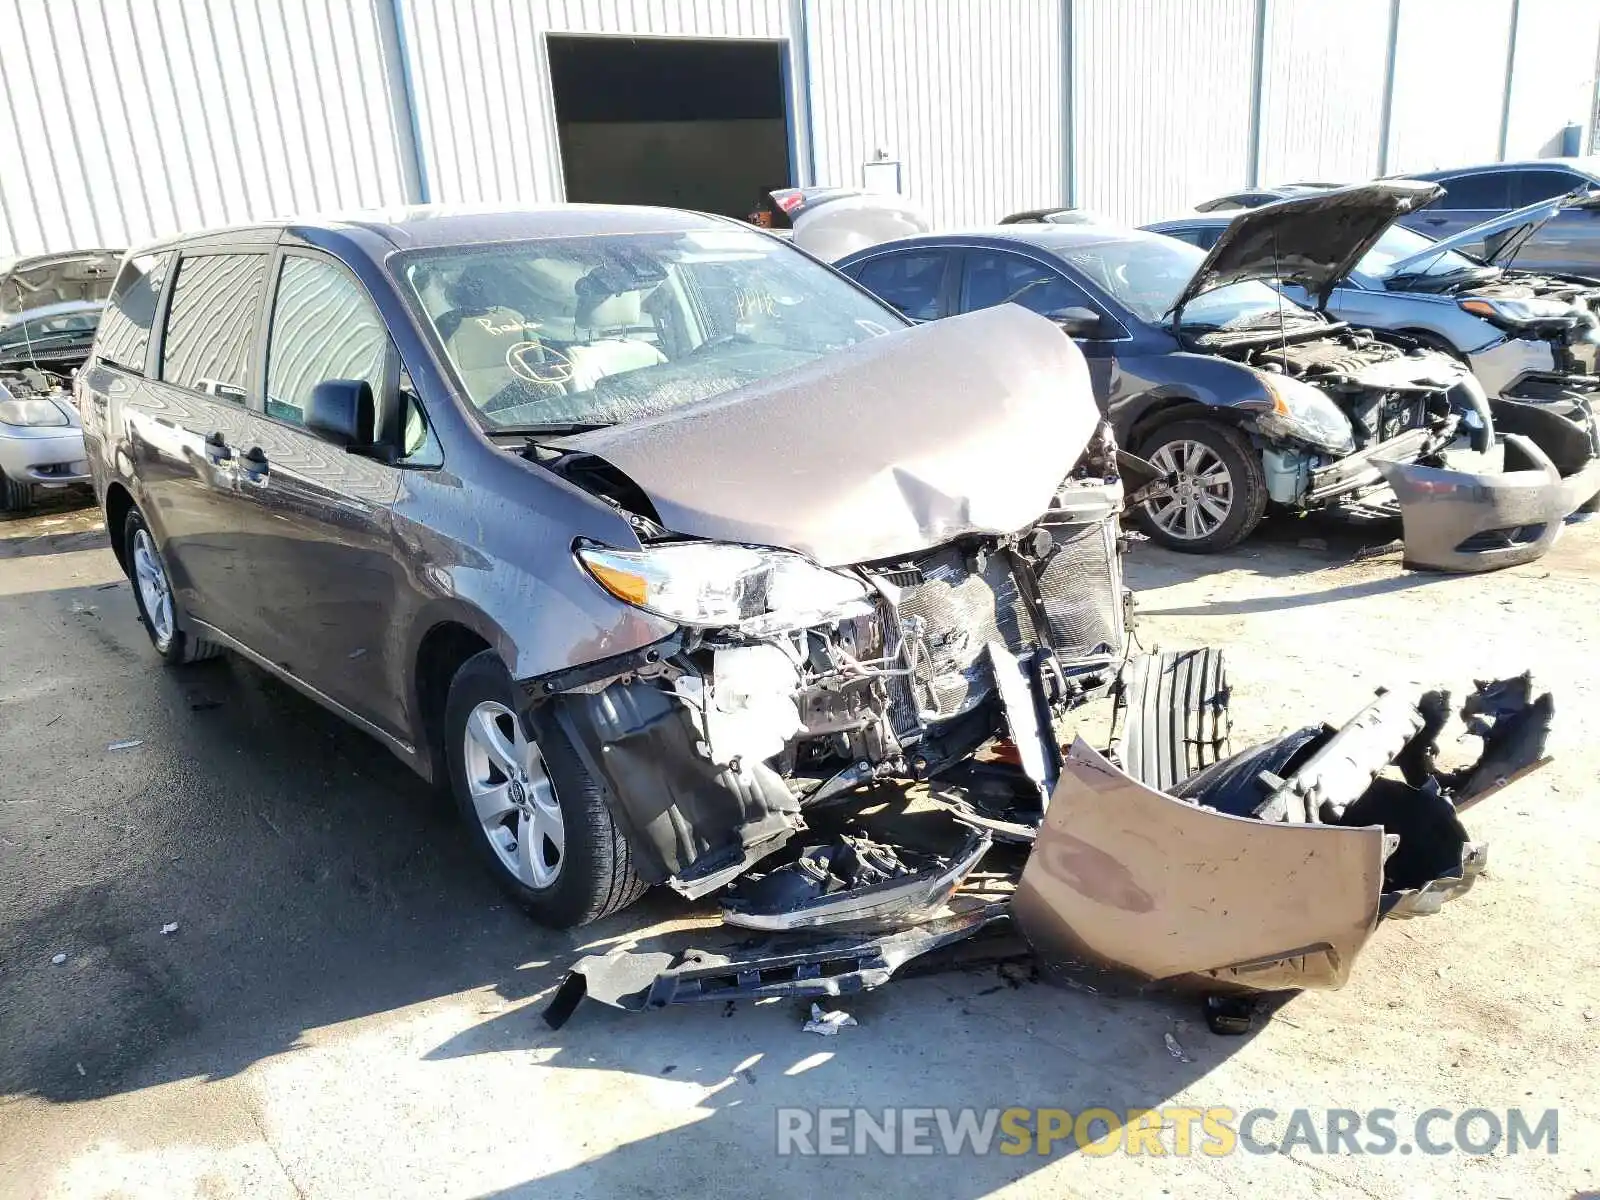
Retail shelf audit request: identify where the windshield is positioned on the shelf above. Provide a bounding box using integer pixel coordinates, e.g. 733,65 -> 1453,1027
1357,225 -> 1482,281
402,229 -> 900,430
1057,233 -> 1317,329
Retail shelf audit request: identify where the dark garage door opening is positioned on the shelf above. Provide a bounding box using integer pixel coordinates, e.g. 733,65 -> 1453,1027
548,35 -> 793,219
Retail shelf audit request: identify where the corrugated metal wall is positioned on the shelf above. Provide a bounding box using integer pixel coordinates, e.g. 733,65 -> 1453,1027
805,0 -> 1063,227
1073,0 -> 1258,224
1256,0 -> 1393,186
3,0 -> 1600,256
1385,0 -> 1518,172
396,0 -> 792,206
0,0 -> 411,257
1503,0 -> 1600,159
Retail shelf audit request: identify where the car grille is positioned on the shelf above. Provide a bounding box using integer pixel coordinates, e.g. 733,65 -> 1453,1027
884,511 -> 1125,727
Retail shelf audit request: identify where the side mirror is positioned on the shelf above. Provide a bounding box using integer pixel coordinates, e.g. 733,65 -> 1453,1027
1046,306 -> 1103,338
306,379 -> 376,449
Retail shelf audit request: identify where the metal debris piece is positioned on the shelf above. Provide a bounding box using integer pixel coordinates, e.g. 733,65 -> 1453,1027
803,1003 -> 858,1036
160,922 -> 179,935
107,739 -> 143,751
1163,1032 -> 1193,1063
542,905 -> 1006,1028
50,953 -> 66,965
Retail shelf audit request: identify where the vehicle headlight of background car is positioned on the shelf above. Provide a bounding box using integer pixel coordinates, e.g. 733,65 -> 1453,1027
577,540 -> 874,636
1253,371 -> 1358,455
0,393 -> 72,427
1459,295 -> 1590,331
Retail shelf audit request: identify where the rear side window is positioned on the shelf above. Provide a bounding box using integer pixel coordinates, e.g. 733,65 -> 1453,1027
160,254 -> 268,402
848,252 -> 949,320
266,255 -> 389,426
1434,172 -> 1512,210
1515,168 -> 1586,205
94,251 -> 171,374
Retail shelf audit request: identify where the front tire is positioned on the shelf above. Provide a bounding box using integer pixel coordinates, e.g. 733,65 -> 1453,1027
0,468 -> 33,512
1134,419 -> 1268,553
443,650 -> 645,928
122,507 -> 223,664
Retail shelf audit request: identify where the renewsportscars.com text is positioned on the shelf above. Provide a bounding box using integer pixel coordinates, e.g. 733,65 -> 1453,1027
775,1106 -> 1559,1158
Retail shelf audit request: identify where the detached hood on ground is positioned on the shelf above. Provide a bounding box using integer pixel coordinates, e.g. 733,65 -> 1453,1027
1390,190 -> 1600,274
560,304 -> 1099,567
0,250 -> 123,317
1170,180 -> 1444,320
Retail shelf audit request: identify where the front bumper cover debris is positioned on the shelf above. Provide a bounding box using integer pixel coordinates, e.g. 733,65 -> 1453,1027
1373,395 -> 1600,573
542,664 -> 1552,1026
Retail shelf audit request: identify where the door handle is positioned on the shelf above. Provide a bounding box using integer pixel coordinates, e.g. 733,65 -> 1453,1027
1424,216 -> 1448,226
239,445 -> 269,485
202,430 -> 233,466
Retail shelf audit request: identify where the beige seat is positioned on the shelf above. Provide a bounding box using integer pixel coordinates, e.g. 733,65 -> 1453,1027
565,292 -> 666,391
442,305 -> 539,399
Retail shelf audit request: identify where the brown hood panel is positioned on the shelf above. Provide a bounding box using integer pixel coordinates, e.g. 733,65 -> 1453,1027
563,306 -> 1100,567
1014,740 -> 1385,991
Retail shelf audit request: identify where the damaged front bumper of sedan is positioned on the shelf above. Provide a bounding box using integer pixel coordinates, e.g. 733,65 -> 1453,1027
1372,391 -> 1600,572
545,663 -> 1552,1027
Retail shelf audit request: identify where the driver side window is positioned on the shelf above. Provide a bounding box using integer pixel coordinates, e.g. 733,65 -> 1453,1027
266,255 -> 390,427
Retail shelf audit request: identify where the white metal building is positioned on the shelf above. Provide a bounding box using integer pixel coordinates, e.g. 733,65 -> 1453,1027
2,0 -> 1598,257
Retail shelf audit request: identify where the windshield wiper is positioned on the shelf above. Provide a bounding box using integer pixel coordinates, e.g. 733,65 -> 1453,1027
494,421 -> 616,436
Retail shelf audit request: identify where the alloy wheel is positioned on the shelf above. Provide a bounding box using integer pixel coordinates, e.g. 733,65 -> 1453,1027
1143,439 -> 1235,541
462,701 -> 565,889
131,528 -> 176,650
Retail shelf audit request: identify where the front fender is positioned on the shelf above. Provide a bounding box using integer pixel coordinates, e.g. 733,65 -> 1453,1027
1110,352 -> 1272,447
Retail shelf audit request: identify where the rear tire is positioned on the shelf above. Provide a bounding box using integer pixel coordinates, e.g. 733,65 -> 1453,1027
1134,419 -> 1268,553
0,468 -> 33,512
443,650 -> 646,928
122,507 -> 223,665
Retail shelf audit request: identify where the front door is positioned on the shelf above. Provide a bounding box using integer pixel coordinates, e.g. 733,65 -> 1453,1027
219,250 -> 407,737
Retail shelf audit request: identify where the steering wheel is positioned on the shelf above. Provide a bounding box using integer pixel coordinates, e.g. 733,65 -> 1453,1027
506,340 -> 574,387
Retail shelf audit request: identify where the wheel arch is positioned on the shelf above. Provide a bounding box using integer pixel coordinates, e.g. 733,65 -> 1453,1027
411,615 -> 501,785
103,480 -> 136,574
1126,393 -> 1254,452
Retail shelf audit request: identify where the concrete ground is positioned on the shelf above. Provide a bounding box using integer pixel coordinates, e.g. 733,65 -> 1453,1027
2,491 -> 1598,1199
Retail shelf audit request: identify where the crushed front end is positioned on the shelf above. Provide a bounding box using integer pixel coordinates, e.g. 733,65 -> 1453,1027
530,425 -> 1130,899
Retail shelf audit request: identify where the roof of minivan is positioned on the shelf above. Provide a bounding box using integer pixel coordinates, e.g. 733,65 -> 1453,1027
130,204 -> 740,257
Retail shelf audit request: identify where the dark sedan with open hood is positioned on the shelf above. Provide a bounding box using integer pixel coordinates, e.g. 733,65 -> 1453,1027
825,182 -> 1599,570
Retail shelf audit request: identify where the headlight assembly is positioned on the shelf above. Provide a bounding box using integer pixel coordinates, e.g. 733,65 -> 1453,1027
1459,296 -> 1582,327
577,540 -> 873,634
0,397 -> 70,428
1254,373 -> 1356,455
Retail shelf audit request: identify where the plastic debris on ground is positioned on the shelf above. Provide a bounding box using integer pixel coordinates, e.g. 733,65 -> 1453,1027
1164,1032 -> 1194,1063
107,739 -> 143,751
803,1003 -> 858,1036
50,953 -> 66,965
160,922 -> 179,935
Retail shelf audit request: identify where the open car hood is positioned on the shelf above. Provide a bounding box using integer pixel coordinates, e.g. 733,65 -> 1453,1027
773,188 -> 933,263
0,250 -> 123,317
559,304 -> 1099,567
1170,180 -> 1444,321
1390,190 -> 1600,274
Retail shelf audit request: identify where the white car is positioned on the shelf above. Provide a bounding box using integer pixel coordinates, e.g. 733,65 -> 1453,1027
0,364 -> 89,511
